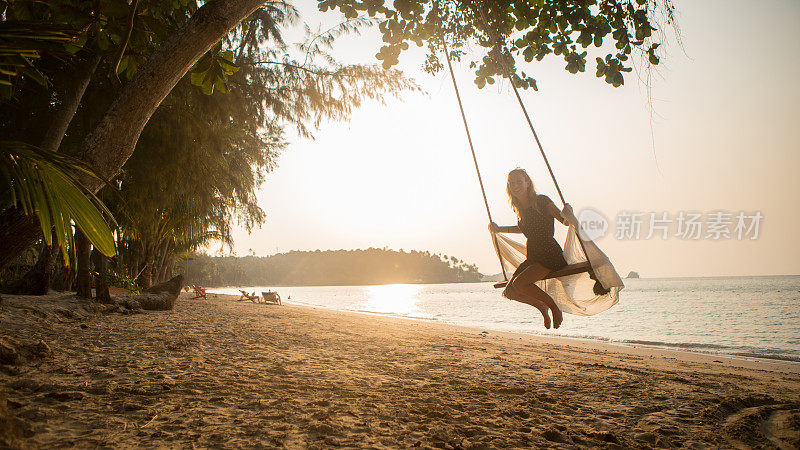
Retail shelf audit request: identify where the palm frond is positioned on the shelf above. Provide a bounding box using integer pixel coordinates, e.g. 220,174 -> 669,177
0,21 -> 78,99
0,140 -> 117,265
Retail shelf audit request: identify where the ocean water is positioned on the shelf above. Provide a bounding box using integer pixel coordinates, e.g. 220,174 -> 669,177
210,275 -> 800,362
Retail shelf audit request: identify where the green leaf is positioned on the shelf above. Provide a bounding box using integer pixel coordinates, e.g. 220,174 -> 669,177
201,80 -> 214,95
1,141 -> 118,264
523,46 -> 534,62
190,70 -> 207,86
116,55 -> 129,75
31,173 -> 53,246
214,77 -> 228,94
43,166 -> 116,257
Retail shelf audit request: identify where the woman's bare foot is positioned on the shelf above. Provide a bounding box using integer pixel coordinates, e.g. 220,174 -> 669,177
504,282 -> 552,329
540,309 -> 552,329
552,307 -> 563,329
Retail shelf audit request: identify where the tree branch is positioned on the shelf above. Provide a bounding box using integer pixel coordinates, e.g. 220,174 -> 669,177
112,0 -> 140,80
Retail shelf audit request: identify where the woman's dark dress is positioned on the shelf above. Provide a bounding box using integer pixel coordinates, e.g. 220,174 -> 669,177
510,194 -> 568,280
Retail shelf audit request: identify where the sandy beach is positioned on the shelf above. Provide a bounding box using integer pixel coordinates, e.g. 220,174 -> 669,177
1,292 -> 799,449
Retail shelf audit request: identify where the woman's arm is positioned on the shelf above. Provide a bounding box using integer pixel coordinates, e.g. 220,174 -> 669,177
543,197 -> 570,226
489,222 -> 522,233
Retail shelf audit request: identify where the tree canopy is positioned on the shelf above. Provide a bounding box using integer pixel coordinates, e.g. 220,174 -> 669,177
318,0 -> 675,89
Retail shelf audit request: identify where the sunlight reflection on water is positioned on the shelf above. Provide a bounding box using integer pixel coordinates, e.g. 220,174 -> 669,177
362,284 -> 421,315
210,276 -> 800,361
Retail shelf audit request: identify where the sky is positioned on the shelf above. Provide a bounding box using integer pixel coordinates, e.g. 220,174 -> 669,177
224,0 -> 800,278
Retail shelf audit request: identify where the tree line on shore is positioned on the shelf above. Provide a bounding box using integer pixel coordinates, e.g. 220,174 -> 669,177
184,248 -> 482,287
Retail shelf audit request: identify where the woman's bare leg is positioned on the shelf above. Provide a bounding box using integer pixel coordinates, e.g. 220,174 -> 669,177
510,264 -> 564,328
526,283 -> 563,328
503,283 -> 551,329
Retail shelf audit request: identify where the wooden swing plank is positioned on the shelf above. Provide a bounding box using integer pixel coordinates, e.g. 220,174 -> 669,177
493,261 -> 592,288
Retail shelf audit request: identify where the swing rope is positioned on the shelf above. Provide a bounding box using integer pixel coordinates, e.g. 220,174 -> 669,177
441,40 -> 508,283
507,81 -> 566,206
500,65 -> 594,264
442,41 -> 595,282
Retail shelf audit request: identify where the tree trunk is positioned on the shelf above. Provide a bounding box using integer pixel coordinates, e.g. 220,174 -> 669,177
53,248 -> 76,292
66,250 -> 76,292
155,239 -> 171,283
129,244 -> 140,280
0,209 -> 42,273
0,0 -> 267,271
138,264 -> 151,290
48,244 -> 65,291
91,249 -> 112,303
40,51 -> 102,154
77,0 -> 267,189
1,241 -> 52,295
163,255 -> 175,284
52,264 -> 70,291
115,236 -> 124,277
157,255 -> 168,284
74,229 -> 92,298
136,244 -> 154,290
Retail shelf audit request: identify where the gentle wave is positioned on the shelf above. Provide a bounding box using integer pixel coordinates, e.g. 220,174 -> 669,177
730,352 -> 800,363
618,339 -> 800,362
623,339 -> 732,350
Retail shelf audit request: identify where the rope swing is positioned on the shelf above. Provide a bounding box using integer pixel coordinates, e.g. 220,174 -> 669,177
441,43 -> 595,286
436,5 -> 624,314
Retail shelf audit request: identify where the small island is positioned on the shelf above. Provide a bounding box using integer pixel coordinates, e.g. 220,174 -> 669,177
626,271 -> 640,279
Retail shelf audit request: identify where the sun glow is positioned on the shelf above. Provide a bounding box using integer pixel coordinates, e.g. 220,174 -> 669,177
362,284 -> 422,315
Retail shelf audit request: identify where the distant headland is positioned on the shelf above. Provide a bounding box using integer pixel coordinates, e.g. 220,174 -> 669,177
184,249 -> 482,287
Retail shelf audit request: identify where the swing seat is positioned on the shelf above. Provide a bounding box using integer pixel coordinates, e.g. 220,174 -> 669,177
492,261 -> 592,288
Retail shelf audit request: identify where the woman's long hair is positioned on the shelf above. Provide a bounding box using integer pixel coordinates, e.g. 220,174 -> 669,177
507,168 -> 539,220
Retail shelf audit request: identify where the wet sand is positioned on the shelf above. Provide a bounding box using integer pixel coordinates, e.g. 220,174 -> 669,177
1,292 -> 799,448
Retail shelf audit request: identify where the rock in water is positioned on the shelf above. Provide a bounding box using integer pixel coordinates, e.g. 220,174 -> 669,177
626,271 -> 640,279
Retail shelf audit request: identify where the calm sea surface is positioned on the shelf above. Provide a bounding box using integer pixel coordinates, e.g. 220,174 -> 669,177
210,276 -> 800,362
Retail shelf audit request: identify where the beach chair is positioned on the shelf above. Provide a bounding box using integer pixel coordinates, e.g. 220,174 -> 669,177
238,290 -> 260,302
261,291 -> 281,305
190,284 -> 206,299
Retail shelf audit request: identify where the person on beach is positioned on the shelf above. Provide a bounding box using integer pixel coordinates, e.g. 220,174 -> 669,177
489,168 -> 572,329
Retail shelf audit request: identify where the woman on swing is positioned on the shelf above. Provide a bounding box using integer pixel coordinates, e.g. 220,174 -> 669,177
489,168 -> 573,329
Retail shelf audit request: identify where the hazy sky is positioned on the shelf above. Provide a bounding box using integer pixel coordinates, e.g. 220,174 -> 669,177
224,0 -> 800,278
